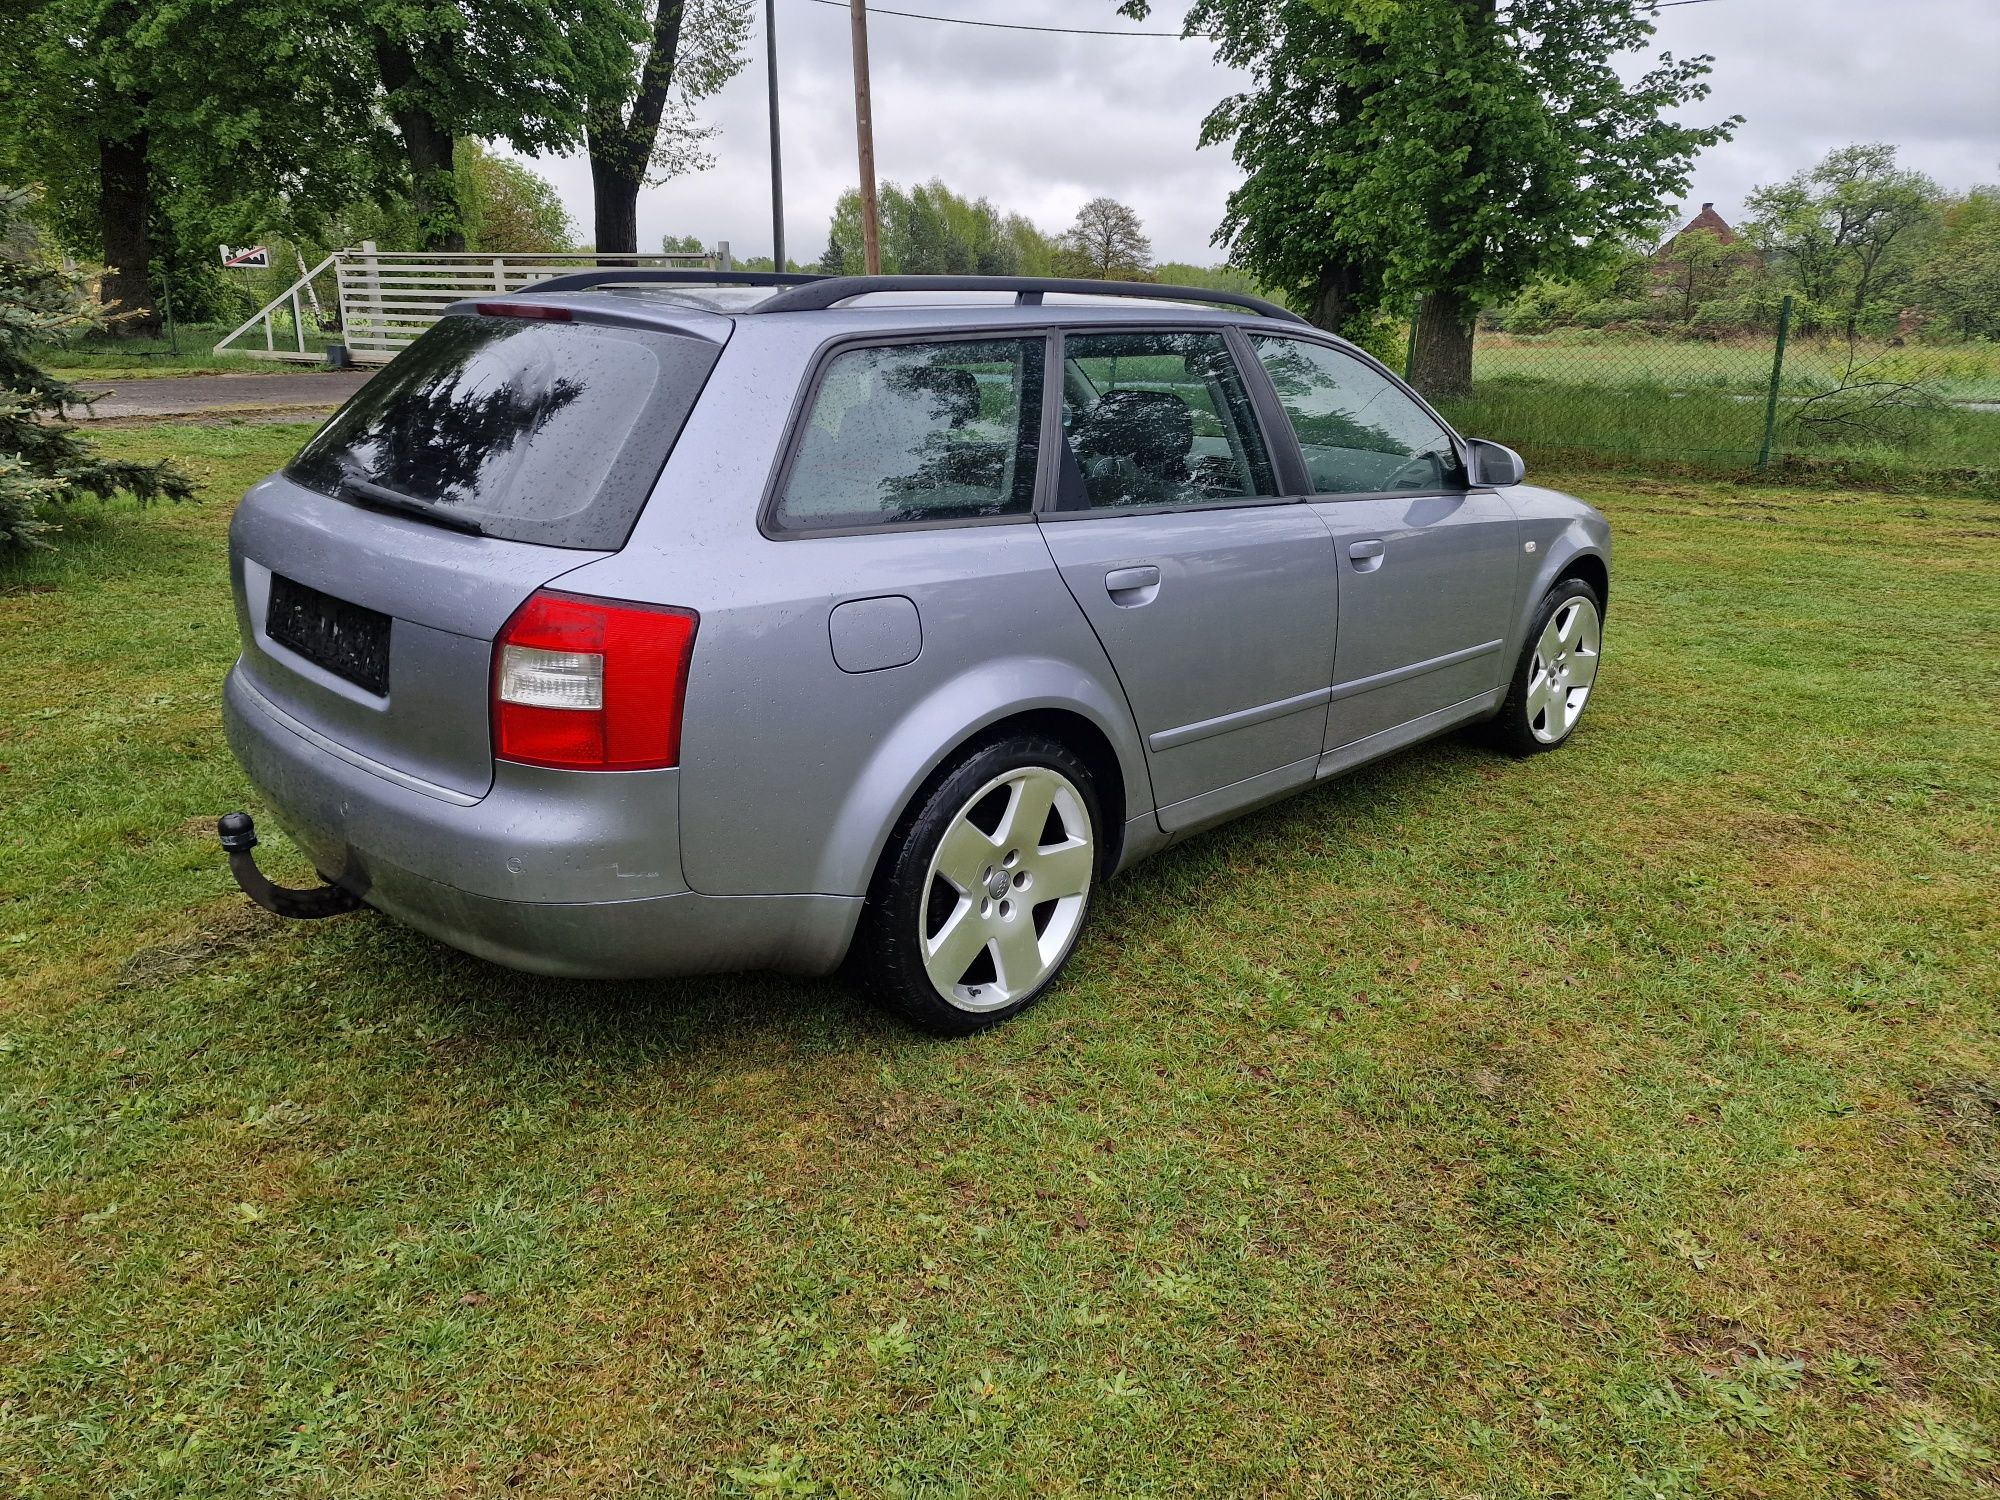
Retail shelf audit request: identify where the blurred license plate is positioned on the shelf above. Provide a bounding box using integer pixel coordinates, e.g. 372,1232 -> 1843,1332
267,574 -> 391,696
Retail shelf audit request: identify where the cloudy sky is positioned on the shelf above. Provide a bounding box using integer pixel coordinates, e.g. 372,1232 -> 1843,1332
512,0 -> 2000,265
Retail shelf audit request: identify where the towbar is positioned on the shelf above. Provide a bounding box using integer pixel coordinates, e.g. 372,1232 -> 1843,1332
217,811 -> 365,919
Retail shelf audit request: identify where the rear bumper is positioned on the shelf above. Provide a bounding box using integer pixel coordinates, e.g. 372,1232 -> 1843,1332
222,663 -> 860,978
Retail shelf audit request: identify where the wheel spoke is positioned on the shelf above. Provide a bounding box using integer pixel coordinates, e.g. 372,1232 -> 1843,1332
1555,602 -> 1584,649
934,816 -> 1001,892
1526,670 -> 1555,723
1031,839 -> 1093,899
1566,647 -> 1599,689
990,920 -> 1044,997
923,901 -> 988,987
998,774 -> 1058,853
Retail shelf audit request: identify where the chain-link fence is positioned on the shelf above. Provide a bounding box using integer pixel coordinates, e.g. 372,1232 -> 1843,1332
1429,297 -> 2000,494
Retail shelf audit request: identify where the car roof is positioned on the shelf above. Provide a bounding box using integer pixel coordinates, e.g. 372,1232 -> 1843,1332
590,284 -> 1269,328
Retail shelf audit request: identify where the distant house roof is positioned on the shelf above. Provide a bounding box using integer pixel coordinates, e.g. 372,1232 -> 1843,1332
1661,203 -> 1739,253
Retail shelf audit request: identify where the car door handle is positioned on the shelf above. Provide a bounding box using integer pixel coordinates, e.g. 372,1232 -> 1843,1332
1105,565 -> 1160,607
1347,539 -> 1386,572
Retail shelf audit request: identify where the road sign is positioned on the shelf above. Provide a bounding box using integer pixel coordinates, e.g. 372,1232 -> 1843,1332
221,245 -> 270,268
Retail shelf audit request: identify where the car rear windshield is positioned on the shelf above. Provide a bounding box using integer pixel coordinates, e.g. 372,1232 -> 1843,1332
285,313 -> 721,550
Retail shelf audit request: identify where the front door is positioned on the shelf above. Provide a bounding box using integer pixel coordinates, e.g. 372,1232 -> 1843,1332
1038,328 -> 1339,831
1246,333 -> 1518,751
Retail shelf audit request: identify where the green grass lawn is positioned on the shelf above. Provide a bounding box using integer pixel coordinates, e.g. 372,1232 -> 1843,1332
3,427 -> 1997,1497
43,320 -> 340,381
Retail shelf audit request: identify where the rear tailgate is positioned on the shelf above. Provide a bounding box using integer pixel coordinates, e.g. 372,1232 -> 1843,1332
227,304 -> 728,798
230,477 -> 607,798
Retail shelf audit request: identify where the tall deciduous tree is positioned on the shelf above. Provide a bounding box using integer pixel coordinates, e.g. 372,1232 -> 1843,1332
0,0 -> 377,332
819,180 -> 1052,276
1056,198 -> 1152,280
359,0 -> 644,252
458,142 -> 576,252
1913,188 -> 2000,341
1128,0 -> 1734,396
579,0 -> 749,255
1743,144 -> 1941,337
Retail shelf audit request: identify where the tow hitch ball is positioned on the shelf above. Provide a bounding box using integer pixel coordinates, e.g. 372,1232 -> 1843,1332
217,812 -> 364,919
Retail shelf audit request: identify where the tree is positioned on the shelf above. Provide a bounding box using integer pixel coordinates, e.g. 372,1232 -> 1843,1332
1654,226 -> 1754,323
1128,0 -> 1734,396
818,180 -> 1054,276
358,0 -> 649,254
458,142 -> 575,252
0,0 -> 379,333
1743,144 -> 1941,337
0,189 -> 191,552
660,232 -> 706,254
1913,188 -> 2000,340
1056,197 -> 1152,280
580,0 -> 750,254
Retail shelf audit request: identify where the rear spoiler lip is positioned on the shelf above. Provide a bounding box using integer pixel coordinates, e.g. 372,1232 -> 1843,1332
436,296 -> 732,343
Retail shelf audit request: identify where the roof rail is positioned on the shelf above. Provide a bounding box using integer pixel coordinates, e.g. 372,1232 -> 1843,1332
521,268 -> 826,295
754,274 -> 1307,324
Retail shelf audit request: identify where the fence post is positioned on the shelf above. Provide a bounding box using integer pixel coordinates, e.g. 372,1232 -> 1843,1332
359,240 -> 381,356
1756,294 -> 1794,473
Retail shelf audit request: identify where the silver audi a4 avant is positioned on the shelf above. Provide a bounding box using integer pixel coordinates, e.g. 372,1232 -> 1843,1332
220,273 -> 1611,1033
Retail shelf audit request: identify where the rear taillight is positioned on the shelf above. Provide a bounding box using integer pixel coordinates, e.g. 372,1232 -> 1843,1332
492,590 -> 697,770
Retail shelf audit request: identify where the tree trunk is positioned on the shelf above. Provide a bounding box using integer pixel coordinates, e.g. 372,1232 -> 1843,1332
1307,263 -> 1365,335
586,1 -> 689,257
98,131 -> 159,337
374,37 -> 463,252
1408,289 -> 1477,401
588,136 -> 643,256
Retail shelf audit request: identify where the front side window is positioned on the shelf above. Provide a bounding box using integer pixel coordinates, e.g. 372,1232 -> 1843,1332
1057,330 -> 1277,511
1249,335 -> 1463,496
774,337 -> 1045,531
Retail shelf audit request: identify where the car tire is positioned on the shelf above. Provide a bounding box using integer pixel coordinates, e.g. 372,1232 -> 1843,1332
1488,577 -> 1605,757
854,734 -> 1103,1036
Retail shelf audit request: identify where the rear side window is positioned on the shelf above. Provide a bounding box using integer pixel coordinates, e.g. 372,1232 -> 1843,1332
1056,330 -> 1277,511
1248,335 -> 1462,495
773,337 -> 1046,532
286,314 -> 721,549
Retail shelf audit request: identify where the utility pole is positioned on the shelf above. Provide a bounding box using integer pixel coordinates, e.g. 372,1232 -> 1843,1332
849,0 -> 881,274
764,0 -> 785,271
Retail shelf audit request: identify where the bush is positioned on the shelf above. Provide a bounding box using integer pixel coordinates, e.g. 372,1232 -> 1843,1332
0,189 -> 192,552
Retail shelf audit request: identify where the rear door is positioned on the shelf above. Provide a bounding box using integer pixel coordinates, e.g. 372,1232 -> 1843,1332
1037,327 -> 1338,831
1245,333 -> 1517,752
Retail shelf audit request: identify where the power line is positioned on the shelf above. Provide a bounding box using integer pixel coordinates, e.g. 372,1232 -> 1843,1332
802,0 -> 1733,38
801,0 -> 1188,37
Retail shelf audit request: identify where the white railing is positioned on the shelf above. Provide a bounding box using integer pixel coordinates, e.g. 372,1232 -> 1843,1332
216,243 -> 728,365
212,253 -> 340,363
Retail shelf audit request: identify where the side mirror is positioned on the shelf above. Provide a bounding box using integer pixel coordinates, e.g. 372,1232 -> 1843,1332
1467,438 -> 1525,488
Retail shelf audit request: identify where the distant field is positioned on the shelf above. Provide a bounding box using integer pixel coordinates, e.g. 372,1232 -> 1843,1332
1475,332 -> 2000,404
1458,333 -> 2000,489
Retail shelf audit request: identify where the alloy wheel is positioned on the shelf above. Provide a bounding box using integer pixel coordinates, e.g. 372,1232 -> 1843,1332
1526,596 -> 1602,743
919,767 -> 1094,1011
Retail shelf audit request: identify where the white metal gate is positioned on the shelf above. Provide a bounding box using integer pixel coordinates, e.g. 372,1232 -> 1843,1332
215,242 -> 727,365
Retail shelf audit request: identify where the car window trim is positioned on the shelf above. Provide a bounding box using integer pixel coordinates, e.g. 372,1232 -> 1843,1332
1034,322 -> 1300,522
757,327 -> 1058,541
1240,328 -> 1476,500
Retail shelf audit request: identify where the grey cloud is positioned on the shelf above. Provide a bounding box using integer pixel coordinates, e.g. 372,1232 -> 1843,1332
513,0 -> 1998,264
